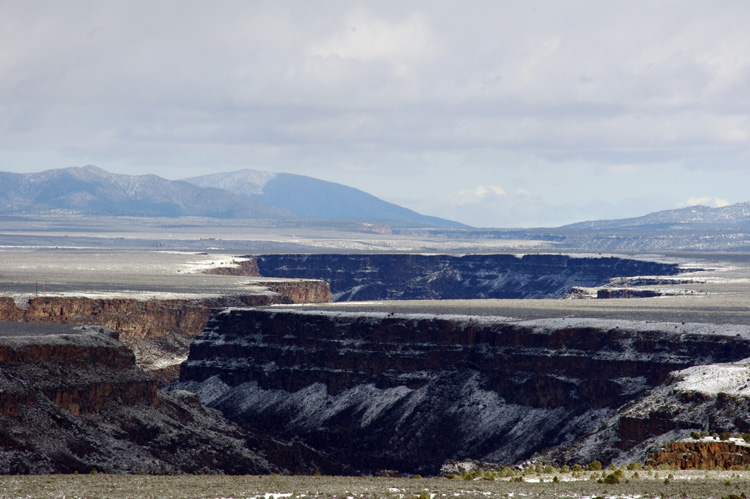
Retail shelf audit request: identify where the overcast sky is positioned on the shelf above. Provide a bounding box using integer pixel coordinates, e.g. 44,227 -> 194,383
3,1 -> 750,227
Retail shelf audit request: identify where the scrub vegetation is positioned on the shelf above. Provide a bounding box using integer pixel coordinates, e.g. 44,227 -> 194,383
3,471 -> 750,499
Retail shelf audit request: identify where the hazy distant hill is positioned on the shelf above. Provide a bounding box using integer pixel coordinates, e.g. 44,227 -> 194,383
564,203 -> 750,230
184,169 -> 468,228
0,166 -> 296,219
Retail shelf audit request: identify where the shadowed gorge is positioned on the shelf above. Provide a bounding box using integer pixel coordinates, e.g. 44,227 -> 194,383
0,322 -> 345,475
250,254 -> 684,301
173,308 -> 750,474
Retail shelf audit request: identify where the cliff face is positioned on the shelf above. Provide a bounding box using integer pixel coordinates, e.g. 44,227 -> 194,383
0,323 -> 156,418
251,254 -> 683,301
0,287 -> 328,339
0,322 -> 344,475
542,357 -> 750,467
174,309 -> 750,474
646,441 -> 750,470
0,279 -> 329,383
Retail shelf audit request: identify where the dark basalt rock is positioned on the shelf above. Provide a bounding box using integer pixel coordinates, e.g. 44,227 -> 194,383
174,309 -> 750,474
252,254 -> 683,301
0,322 -> 345,475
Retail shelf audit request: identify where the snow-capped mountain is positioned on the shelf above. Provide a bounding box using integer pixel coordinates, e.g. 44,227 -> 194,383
0,166 -> 465,227
184,169 -> 467,228
565,203 -> 750,230
0,166 -> 295,219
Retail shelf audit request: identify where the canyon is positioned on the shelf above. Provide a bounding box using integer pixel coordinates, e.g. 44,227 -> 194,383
3,247 -> 749,474
0,272 -> 329,383
173,307 -> 750,475
0,322 -> 343,474
248,253 -> 684,301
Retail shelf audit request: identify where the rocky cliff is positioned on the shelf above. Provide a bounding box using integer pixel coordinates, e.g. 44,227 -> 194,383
646,440 -> 750,470
0,322 -> 343,475
548,357 -> 750,467
248,254 -> 683,301
173,309 -> 750,474
0,278 -> 329,383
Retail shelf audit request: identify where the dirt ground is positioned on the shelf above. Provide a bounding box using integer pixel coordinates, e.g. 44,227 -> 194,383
2,471 -> 750,499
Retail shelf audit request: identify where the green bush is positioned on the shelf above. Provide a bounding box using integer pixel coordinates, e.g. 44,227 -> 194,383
498,467 -> 514,477
572,464 -> 583,472
587,461 -> 603,471
720,431 -> 732,441
560,465 -> 570,473
627,462 -> 642,470
603,473 -> 620,484
691,431 -> 701,439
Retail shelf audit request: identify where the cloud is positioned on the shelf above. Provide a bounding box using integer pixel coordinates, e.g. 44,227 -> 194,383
454,185 -> 506,206
3,2 -> 750,226
682,197 -> 731,208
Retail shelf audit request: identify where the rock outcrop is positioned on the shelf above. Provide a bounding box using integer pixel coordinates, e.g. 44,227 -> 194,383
0,279 -> 329,383
247,254 -> 684,301
0,322 -> 343,475
646,441 -> 750,470
173,309 -> 750,474
543,358 -> 750,467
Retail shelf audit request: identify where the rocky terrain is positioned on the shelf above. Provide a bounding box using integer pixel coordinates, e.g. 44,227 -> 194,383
550,356 -> 750,468
646,440 -> 750,469
173,308 -> 750,474
249,253 -> 683,301
0,322 -> 342,475
0,281 -> 329,384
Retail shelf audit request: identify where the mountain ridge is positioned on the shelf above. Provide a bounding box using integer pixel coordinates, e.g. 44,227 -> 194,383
184,169 -> 467,228
564,202 -> 750,230
0,166 -> 464,228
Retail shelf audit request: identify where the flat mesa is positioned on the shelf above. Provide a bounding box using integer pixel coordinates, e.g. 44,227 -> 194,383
0,322 -> 100,337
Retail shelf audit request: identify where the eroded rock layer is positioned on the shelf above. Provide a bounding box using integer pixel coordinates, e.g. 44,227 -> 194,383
174,309 -> 750,474
646,441 -> 750,470
0,322 -> 343,475
0,279 -> 329,383
251,254 -> 683,301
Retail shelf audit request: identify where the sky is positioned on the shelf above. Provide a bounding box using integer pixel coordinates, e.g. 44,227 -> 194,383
3,1 -> 750,228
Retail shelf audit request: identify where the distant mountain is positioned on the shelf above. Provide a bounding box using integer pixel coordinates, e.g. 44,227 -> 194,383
0,166 -> 296,219
564,203 -> 750,230
184,169 -> 468,228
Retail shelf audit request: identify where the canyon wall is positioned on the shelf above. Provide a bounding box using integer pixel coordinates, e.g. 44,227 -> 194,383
0,322 -> 344,475
174,309 -> 750,474
550,358 -> 750,467
250,254 -> 683,301
646,441 -> 750,470
0,324 -> 156,418
0,279 -> 329,340
0,278 -> 329,383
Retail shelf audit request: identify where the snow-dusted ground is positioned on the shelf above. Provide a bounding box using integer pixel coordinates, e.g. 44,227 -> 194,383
0,248 -> 280,300
675,360 -> 750,397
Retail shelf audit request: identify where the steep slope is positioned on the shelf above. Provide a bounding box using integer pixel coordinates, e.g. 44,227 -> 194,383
184,169 -> 467,228
0,322 -> 342,475
0,166 -> 296,219
551,358 -> 750,467
173,309 -> 750,474
250,253 -> 683,301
